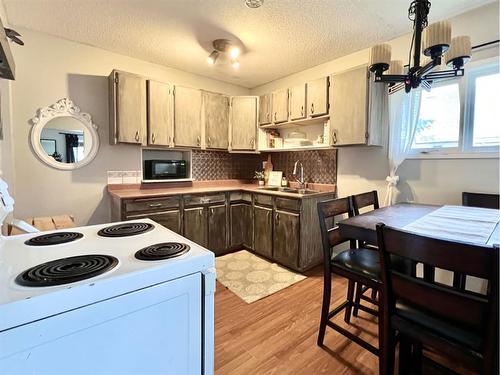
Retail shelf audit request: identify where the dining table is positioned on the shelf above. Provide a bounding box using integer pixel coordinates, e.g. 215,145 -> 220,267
338,202 -> 500,289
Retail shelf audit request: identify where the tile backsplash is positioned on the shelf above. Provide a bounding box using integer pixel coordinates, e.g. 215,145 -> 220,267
191,149 -> 337,184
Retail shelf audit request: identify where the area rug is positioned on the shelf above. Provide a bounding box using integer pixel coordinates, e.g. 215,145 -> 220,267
215,250 -> 307,303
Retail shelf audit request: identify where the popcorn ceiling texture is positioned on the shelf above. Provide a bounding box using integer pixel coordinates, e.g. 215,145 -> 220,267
192,150 -> 337,184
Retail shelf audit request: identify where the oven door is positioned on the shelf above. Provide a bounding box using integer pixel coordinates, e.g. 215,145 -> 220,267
0,273 -> 203,375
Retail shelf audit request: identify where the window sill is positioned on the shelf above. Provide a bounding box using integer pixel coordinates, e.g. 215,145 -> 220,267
407,151 -> 500,160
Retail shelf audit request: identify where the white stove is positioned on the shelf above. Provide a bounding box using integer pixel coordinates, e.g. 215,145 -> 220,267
0,218 -> 216,375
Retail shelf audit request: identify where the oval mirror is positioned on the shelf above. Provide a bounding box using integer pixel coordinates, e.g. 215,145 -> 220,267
30,98 -> 99,170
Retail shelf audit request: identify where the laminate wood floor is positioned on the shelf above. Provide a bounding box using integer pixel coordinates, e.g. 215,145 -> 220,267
215,266 -> 379,375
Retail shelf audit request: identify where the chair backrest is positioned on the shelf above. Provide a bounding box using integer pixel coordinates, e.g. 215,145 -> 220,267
352,191 -> 379,215
462,192 -> 500,210
317,197 -> 355,267
377,224 -> 498,356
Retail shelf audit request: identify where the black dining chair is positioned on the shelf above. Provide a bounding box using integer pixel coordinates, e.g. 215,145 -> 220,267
377,223 -> 498,375
453,192 -> 500,290
462,191 -> 500,210
317,197 -> 381,359
351,191 -> 380,318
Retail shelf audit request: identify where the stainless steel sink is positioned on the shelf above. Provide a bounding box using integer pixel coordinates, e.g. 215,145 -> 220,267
258,187 -> 318,195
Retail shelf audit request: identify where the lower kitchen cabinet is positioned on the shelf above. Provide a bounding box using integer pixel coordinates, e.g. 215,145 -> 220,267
208,204 -> 227,255
183,206 -> 208,247
253,205 -> 273,258
273,210 -> 300,269
230,202 -> 253,249
147,210 -> 182,234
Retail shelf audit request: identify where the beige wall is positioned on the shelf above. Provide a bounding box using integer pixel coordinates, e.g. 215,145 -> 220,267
9,28 -> 249,225
251,3 -> 500,203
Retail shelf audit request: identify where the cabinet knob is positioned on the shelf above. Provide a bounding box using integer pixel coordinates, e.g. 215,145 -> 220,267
274,112 -> 277,121
207,136 -> 211,148
197,136 -> 201,147
151,133 -> 156,144
332,131 -> 337,144
135,131 -> 140,142
301,105 -> 304,117
266,113 -> 269,121
310,103 -> 315,115
250,137 -> 255,147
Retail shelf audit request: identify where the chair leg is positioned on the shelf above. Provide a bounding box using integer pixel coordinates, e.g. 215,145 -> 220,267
344,280 -> 355,324
398,335 -> 412,375
378,306 -> 395,375
353,282 -> 362,317
371,288 -> 377,301
317,272 -> 332,347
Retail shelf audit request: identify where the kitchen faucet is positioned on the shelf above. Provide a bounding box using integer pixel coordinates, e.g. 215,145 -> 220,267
293,160 -> 305,190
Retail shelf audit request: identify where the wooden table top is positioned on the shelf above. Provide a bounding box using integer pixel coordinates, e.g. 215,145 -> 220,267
338,203 -> 440,245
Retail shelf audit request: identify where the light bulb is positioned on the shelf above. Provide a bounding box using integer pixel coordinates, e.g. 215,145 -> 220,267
231,59 -> 240,69
230,47 -> 240,59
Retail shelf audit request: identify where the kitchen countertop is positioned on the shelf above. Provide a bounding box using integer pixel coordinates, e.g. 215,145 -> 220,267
107,179 -> 337,200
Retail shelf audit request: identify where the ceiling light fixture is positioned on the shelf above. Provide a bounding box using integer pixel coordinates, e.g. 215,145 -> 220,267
207,50 -> 219,65
369,0 -> 471,93
245,0 -> 264,9
206,39 -> 242,69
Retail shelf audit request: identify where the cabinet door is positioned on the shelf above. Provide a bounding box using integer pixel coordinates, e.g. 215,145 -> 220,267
289,84 -> 307,121
230,203 -> 253,248
203,91 -> 229,149
307,77 -> 329,117
183,206 -> 207,247
208,204 -> 227,255
271,89 -> 289,123
330,66 -> 368,145
147,80 -> 173,146
174,86 -> 202,148
148,210 -> 182,234
253,205 -> 273,258
230,96 -> 257,151
258,94 -> 272,125
273,210 -> 300,269
110,71 -> 147,145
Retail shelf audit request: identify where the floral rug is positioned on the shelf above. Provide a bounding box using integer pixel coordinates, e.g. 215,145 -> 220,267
215,250 -> 307,303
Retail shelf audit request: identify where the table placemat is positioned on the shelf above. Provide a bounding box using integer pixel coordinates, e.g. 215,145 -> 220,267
403,205 -> 500,245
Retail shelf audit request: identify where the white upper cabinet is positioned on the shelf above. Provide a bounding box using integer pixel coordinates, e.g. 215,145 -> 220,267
173,86 -> 202,148
289,83 -> 307,121
147,80 -> 174,147
109,70 -> 147,145
230,96 -> 258,151
258,94 -> 272,125
307,77 -> 329,117
271,89 -> 289,124
203,91 -> 229,150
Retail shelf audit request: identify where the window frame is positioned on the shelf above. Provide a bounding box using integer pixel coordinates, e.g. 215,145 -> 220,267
407,57 -> 500,159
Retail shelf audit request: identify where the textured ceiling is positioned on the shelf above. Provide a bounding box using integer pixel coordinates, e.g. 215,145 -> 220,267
2,0 -> 494,88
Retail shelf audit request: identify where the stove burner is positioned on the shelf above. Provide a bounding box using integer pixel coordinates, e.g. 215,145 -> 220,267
24,232 -> 83,246
16,254 -> 119,287
97,222 -> 154,237
135,242 -> 190,261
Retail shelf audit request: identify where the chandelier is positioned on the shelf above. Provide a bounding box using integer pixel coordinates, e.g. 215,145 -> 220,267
369,0 -> 471,93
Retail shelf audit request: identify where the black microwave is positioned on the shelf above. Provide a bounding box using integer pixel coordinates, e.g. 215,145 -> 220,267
144,160 -> 187,180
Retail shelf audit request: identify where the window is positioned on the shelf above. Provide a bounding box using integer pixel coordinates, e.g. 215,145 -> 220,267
410,61 -> 500,156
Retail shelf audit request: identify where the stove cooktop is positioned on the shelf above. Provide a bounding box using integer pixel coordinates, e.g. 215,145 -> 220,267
135,242 -> 190,261
97,222 -> 155,237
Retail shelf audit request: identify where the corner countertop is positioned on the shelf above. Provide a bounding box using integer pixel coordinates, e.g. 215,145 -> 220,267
107,179 -> 336,200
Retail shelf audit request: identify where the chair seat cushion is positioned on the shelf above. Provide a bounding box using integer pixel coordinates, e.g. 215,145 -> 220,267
394,301 -> 483,353
332,248 -> 380,282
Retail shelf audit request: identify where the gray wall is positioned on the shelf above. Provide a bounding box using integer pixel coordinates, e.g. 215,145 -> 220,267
9,28 -> 248,225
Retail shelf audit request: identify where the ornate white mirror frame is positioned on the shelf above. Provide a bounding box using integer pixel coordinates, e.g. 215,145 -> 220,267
30,98 -> 99,170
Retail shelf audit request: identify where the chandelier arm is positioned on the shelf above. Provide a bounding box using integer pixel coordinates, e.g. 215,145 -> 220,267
374,74 -> 408,84
414,57 -> 441,79
423,69 -> 465,81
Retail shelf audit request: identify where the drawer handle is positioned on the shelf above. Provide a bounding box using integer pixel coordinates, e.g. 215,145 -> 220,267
199,209 -> 203,216
149,203 -> 163,208
275,212 -> 280,224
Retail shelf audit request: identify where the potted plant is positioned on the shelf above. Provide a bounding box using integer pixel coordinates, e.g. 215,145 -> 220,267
254,171 -> 265,186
